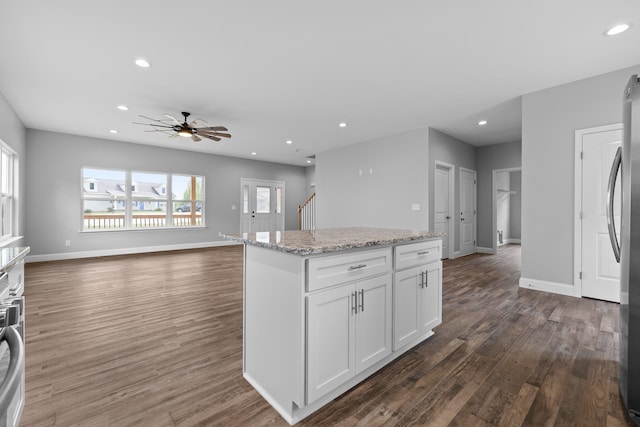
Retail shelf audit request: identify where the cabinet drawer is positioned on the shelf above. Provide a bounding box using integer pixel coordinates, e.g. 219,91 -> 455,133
307,248 -> 392,292
394,240 -> 441,270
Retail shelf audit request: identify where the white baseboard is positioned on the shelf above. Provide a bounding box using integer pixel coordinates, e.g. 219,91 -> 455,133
25,240 -> 240,263
519,277 -> 576,297
476,247 -> 495,254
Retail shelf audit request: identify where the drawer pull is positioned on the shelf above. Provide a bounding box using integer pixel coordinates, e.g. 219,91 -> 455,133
348,264 -> 367,271
417,250 -> 430,255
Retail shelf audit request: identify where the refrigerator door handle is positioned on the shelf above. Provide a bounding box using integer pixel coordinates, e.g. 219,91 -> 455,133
606,146 -> 622,263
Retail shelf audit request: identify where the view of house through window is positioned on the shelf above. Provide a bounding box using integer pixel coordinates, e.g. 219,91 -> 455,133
82,168 -> 204,230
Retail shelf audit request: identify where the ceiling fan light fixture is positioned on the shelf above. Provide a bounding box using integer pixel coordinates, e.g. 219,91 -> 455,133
178,129 -> 192,138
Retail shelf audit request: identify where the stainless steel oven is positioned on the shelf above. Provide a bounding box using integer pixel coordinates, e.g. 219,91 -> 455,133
0,271 -> 25,427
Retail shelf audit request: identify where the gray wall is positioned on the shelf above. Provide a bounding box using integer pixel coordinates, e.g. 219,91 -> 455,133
510,170 -> 521,240
475,141 -> 522,249
0,90 -> 26,245
316,128 -> 429,230
522,64 -> 640,287
25,129 -> 307,257
305,165 -> 316,195
428,128 -> 476,252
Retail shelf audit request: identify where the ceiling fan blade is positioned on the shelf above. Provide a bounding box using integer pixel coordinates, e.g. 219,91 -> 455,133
202,134 -> 221,142
164,114 -> 181,124
189,118 -> 207,127
138,115 -> 171,123
200,126 -> 228,132
191,135 -> 202,142
168,133 -> 179,138
133,122 -> 175,129
199,130 -> 231,139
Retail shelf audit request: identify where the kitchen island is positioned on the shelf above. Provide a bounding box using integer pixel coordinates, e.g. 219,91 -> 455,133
224,227 -> 443,425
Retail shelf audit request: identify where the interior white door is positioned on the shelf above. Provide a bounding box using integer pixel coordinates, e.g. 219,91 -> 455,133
240,179 -> 285,233
459,168 -> 477,255
581,129 -> 621,302
434,166 -> 451,259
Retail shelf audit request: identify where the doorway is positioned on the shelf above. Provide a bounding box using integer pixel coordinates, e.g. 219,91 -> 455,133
574,124 -> 621,303
492,167 -> 522,252
240,178 -> 285,233
434,161 -> 454,259
459,168 -> 477,256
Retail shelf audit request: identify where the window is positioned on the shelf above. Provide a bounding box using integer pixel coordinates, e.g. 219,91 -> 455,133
0,142 -> 16,240
81,168 -> 204,231
171,175 -> 204,227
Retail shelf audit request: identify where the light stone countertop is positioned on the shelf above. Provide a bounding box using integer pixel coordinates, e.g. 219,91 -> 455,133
0,246 -> 30,272
223,227 -> 444,256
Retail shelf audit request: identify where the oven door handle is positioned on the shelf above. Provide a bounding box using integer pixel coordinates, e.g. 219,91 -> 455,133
0,327 -> 25,416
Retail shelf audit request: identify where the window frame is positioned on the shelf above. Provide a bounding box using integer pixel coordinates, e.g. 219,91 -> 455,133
81,167 -> 205,232
0,141 -> 17,243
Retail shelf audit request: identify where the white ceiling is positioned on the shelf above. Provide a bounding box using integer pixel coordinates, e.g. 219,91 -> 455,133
1,1 -> 639,166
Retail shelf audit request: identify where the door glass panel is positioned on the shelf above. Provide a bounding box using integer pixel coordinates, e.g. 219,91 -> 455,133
256,186 -> 270,213
243,185 -> 249,214
276,187 -> 282,214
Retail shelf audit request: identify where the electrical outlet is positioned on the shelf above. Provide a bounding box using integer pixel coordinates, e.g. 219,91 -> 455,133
65,240 -> 71,247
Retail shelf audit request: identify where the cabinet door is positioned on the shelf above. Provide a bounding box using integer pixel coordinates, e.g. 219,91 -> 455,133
307,285 -> 356,403
393,266 -> 422,351
421,261 -> 442,332
355,274 -> 392,372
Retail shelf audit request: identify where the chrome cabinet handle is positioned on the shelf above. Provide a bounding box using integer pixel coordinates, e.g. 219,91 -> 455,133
417,250 -> 430,255
424,270 -> 429,288
352,291 -> 357,314
419,271 -> 424,288
348,264 -> 367,271
606,146 -> 622,263
359,289 -> 364,312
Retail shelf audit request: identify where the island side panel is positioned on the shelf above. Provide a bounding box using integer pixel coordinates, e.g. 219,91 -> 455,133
243,244 -> 306,419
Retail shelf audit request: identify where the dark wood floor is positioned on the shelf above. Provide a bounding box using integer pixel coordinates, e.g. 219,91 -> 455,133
20,244 -> 634,426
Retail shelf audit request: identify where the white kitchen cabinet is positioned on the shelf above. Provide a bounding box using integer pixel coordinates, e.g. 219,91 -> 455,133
393,242 -> 442,351
307,274 -> 392,403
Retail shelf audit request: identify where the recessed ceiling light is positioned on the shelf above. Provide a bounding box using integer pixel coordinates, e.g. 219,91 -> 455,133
251,152 -> 257,156
135,58 -> 151,68
117,105 -> 129,111
605,23 -> 631,36
109,129 -> 118,134
286,140 -> 293,144
478,120 -> 488,126
306,160 -> 312,164
338,122 -> 347,128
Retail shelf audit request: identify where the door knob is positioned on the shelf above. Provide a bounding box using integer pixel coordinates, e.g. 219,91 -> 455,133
446,216 -> 450,219
461,218 -> 465,221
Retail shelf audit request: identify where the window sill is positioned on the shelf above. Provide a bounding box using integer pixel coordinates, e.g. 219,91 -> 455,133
0,236 -> 24,248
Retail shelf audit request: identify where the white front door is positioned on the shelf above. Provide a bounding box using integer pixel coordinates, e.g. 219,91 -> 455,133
434,163 -> 453,259
580,128 -> 621,302
459,168 -> 477,255
240,179 -> 285,233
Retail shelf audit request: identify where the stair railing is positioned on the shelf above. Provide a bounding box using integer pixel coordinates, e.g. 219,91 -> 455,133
297,192 -> 316,230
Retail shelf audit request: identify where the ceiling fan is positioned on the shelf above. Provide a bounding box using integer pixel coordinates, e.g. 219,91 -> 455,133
133,111 -> 231,143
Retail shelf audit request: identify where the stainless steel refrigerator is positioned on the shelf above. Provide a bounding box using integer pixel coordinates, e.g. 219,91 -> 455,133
608,74 -> 640,424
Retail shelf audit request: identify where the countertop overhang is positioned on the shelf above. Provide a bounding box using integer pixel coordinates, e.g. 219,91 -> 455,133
223,227 -> 444,256
0,246 -> 30,272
